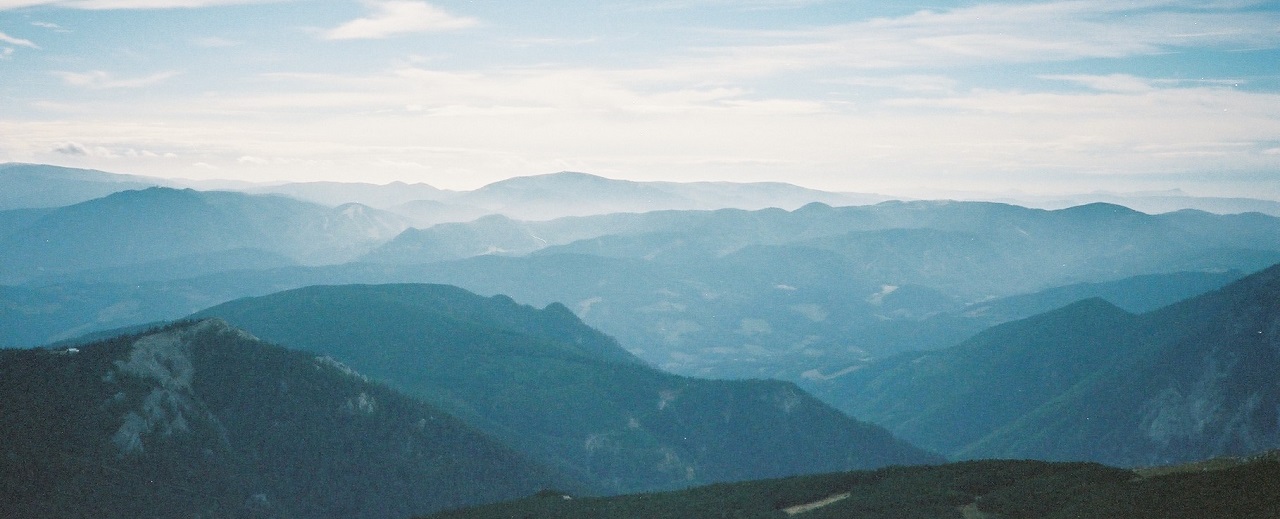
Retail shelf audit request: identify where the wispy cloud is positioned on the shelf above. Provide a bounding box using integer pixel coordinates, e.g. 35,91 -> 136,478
1040,74 -> 1156,93
52,141 -> 177,158
323,1 -> 478,40
0,0 -> 281,9
0,30 -> 39,48
31,21 -> 69,32
53,69 -> 180,88
649,0 -> 1280,81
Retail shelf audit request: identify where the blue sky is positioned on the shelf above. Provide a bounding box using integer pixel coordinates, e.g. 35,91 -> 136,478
1,0 -> 1278,198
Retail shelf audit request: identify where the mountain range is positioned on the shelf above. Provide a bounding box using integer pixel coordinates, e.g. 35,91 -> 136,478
4,162 -> 1280,517
7,162 -> 1280,219
4,182 -> 1278,387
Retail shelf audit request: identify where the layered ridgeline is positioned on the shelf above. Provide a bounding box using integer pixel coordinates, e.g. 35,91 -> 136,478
292,200 -> 1280,380
0,319 -> 562,519
426,453 -> 1280,519
364,200 -> 1280,300
821,262 -> 1280,466
190,284 -> 940,495
5,177 -> 1279,381
0,186 -> 407,284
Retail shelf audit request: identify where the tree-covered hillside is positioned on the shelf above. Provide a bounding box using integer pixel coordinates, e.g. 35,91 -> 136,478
828,262 -> 1280,466
192,283 -> 941,494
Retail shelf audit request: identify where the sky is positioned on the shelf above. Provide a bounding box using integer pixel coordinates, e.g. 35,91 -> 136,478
1,0 -> 1278,198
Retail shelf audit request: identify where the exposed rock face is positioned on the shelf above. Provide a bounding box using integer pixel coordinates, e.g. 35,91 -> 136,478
106,321 -> 206,454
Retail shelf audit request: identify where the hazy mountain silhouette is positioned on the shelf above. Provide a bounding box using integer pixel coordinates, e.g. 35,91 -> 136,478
0,319 -> 564,519
0,187 -> 408,284
364,200 -> 1280,300
252,180 -> 451,209
3,183 -> 1277,385
363,214 -> 550,264
351,201 -> 1279,379
388,199 -> 491,227
445,171 -> 885,220
0,163 -> 162,210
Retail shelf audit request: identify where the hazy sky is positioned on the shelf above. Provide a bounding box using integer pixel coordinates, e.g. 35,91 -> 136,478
2,0 -> 1278,198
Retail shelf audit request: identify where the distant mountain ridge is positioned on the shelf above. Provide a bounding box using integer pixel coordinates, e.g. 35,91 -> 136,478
354,200 -> 1280,380
4,163 -> 1279,390
0,162 -> 162,210
8,163 -> 1279,219
2,201 -> 1272,382
0,187 -> 408,284
0,319 -> 564,519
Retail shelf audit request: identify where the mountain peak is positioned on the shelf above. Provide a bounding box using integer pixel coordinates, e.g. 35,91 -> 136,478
1057,201 -> 1147,218
472,171 -> 615,192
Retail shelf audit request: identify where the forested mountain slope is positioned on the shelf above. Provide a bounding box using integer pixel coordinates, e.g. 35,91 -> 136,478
826,262 -> 1280,466
0,319 -> 562,519
192,283 -> 941,494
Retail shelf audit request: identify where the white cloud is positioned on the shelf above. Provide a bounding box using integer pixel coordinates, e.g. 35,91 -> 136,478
0,30 -> 39,48
53,142 -> 89,155
53,69 -> 180,88
50,141 -> 176,158
31,21 -> 70,32
1040,74 -> 1156,93
323,1 -> 478,40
